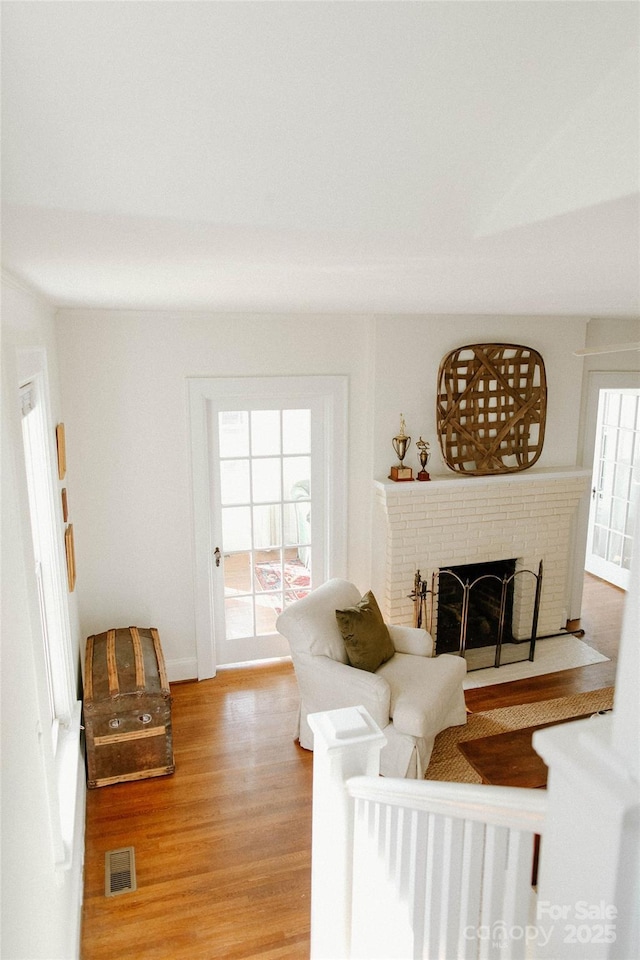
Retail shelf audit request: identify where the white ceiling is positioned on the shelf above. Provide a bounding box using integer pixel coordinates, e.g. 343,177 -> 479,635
2,0 -> 639,315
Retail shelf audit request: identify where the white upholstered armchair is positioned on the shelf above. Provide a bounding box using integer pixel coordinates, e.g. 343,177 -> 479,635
275,578 -> 467,778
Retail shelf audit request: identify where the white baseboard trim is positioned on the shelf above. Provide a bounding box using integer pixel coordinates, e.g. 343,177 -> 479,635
166,658 -> 198,682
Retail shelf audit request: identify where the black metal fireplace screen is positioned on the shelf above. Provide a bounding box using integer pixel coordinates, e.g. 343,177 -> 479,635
410,561 -> 544,670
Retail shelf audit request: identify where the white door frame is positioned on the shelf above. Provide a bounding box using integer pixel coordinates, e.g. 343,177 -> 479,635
581,370 -> 639,589
188,375 -> 348,679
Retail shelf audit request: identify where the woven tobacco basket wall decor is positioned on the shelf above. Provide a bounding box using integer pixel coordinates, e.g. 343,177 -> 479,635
437,343 -> 547,476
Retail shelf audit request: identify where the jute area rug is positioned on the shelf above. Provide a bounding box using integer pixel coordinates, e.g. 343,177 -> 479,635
425,687 -> 615,783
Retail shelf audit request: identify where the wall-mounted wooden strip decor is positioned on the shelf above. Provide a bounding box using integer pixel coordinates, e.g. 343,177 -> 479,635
437,343 -> 547,475
56,423 -> 66,479
64,523 -> 76,591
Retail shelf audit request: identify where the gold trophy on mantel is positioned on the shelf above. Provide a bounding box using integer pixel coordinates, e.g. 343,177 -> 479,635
389,415 -> 413,481
416,436 -> 431,481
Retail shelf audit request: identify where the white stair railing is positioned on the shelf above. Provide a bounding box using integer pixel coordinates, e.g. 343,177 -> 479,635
348,777 -> 545,960
308,706 -> 547,960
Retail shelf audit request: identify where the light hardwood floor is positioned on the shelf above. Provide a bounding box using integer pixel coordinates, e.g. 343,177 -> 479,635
80,574 -> 623,960
81,663 -> 312,960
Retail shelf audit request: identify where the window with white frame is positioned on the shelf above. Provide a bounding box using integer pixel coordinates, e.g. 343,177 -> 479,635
20,378 -> 76,736
20,373 -> 80,869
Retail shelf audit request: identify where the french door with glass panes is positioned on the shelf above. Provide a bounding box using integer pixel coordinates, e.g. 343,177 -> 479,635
585,388 -> 639,590
189,377 -> 347,675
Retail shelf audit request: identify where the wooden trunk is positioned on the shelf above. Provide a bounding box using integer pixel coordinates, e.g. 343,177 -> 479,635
84,626 -> 175,788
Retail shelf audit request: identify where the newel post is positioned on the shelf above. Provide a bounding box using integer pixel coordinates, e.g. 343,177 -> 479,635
307,706 -> 386,960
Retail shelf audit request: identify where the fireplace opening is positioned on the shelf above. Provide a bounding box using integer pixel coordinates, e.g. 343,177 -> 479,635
436,559 -> 517,656
410,559 -> 543,670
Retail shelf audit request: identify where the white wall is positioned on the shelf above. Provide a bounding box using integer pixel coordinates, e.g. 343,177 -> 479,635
55,310 -> 604,680
54,312 -> 374,677
578,316 -> 640,464
1,276 -> 84,960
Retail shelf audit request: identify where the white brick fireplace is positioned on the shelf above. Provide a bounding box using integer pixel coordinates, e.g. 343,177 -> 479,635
372,468 -> 591,644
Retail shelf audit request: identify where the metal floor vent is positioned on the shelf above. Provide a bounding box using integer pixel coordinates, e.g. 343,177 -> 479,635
105,846 -> 137,897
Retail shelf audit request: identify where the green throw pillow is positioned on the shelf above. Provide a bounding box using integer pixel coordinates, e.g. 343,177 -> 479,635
335,590 -> 395,673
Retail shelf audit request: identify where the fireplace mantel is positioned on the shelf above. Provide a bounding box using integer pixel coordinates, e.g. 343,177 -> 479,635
375,466 -> 590,494
372,467 -> 591,638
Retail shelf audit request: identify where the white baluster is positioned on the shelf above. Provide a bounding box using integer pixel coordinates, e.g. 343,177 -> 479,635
347,778 -> 545,958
